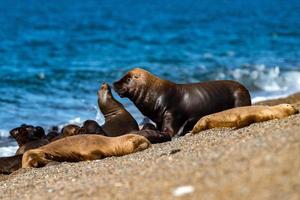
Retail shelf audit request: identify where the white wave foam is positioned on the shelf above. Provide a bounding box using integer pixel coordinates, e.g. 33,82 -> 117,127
0,146 -> 18,157
225,65 -> 300,102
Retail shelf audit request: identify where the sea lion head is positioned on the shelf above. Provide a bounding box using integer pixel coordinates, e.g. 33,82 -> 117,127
61,124 -> 80,137
45,126 -> 59,141
78,120 -> 106,135
275,104 -> 299,115
113,68 -> 151,98
98,83 -> 113,105
98,82 -> 123,114
45,131 -> 59,142
10,125 -> 46,147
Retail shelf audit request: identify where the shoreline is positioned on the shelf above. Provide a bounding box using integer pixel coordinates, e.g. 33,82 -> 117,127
0,92 -> 300,199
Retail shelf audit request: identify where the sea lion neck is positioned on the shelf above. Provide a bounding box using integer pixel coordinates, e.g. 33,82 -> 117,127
129,75 -> 176,119
98,87 -> 124,116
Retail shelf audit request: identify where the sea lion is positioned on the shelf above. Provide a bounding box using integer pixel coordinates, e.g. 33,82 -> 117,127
10,124 -> 46,147
0,155 -> 23,174
48,124 -> 81,142
113,68 -> 252,139
192,104 -> 299,133
22,134 -> 151,168
10,125 -> 49,155
98,83 -> 139,136
77,120 -> 106,135
45,126 -> 60,142
1,125 -> 49,174
61,124 -> 81,137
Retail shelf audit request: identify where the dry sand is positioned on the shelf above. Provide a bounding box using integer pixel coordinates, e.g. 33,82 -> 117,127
1,93 -> 300,200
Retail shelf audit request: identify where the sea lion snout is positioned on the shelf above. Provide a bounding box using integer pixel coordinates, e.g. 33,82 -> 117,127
98,83 -> 113,100
100,82 -> 109,90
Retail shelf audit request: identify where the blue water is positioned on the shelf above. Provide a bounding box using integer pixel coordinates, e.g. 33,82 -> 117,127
1,0 -> 300,155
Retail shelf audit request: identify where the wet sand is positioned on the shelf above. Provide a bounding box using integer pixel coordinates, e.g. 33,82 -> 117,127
1,93 -> 300,200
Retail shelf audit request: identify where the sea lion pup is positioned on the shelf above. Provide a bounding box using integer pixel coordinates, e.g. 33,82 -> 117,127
1,125 -> 49,174
61,124 -> 81,137
45,126 -> 60,142
192,104 -> 299,133
10,124 -> 46,147
98,83 -> 139,136
45,131 -> 59,142
10,125 -> 49,155
0,155 -> 23,174
48,124 -> 81,142
113,68 -> 252,139
22,134 -> 151,168
77,120 -> 106,135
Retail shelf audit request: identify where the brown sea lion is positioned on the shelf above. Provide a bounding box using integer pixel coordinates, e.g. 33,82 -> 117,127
10,125 -> 49,155
98,83 -> 139,136
192,104 -> 299,133
61,124 -> 80,137
1,125 -> 49,174
45,126 -> 60,142
48,124 -> 81,142
113,68 -> 251,139
77,120 -> 106,135
10,124 -> 46,147
22,134 -> 151,168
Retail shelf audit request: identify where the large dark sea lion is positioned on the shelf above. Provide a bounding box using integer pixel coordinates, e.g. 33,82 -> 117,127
98,83 -> 139,136
192,104 -> 299,133
22,134 -> 151,168
113,68 -> 251,139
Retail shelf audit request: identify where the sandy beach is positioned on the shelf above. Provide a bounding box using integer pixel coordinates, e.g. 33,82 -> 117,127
0,93 -> 299,200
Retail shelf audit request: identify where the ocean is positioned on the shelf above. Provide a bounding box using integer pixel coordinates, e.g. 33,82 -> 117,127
1,0 -> 300,156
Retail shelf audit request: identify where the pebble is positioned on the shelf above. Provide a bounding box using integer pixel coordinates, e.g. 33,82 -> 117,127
172,185 -> 195,197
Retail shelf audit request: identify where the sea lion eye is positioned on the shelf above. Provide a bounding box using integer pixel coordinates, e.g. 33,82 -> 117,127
126,77 -> 131,83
